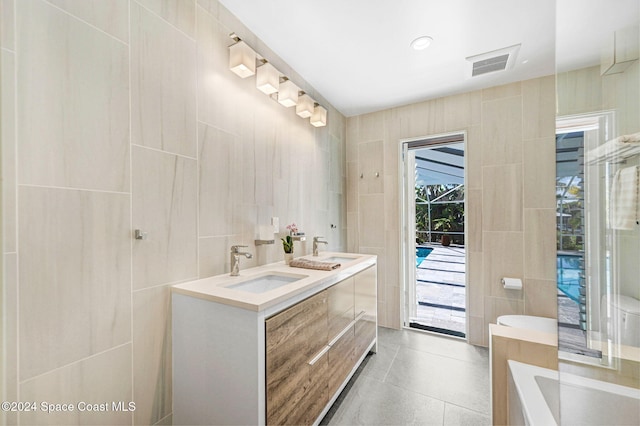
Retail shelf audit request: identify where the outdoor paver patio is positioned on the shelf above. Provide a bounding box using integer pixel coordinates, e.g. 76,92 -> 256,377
413,245 -> 466,336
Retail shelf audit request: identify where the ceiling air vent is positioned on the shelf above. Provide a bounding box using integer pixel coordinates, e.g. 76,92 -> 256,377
466,44 -> 521,77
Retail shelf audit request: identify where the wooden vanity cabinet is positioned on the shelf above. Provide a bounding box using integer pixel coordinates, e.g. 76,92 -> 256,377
265,266 -> 376,425
265,291 -> 329,425
172,256 -> 376,426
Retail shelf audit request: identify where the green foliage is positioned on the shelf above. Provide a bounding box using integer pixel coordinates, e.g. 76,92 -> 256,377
281,235 -> 293,253
433,217 -> 453,232
415,184 -> 465,245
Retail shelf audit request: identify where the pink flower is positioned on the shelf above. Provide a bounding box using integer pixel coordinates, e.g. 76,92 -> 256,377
286,223 -> 298,234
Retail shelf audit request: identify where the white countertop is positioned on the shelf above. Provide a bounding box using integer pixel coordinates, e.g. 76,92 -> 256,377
171,252 -> 377,312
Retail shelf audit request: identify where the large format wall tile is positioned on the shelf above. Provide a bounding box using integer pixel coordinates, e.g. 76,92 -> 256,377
444,91 -> 482,131
358,194 -> 385,248
481,96 -> 523,166
524,208 -> 556,280
2,50 -> 16,253
556,66 -> 603,116
3,253 -> 17,426
47,0 -> 129,43
482,231 -> 524,299
482,82 -> 521,101
465,125 -> 483,190
347,76 -> 555,337
199,235 -> 237,277
482,164 -> 523,232
199,123 -> 242,237
523,137 -> 556,209
467,189 -> 483,252
524,278 -> 557,318
358,140 -> 384,194
133,285 -> 172,425
1,0 -> 15,50
19,186 -> 131,380
135,0 -> 195,38
522,75 -> 556,139
20,344 -> 132,425
132,146 -> 197,290
16,0 -> 129,192
131,2 -> 197,158
196,4 -> 247,137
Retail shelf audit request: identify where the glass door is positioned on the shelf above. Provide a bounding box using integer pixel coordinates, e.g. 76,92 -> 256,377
402,134 -> 467,338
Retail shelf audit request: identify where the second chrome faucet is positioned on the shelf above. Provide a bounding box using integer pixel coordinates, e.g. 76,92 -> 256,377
230,245 -> 252,276
313,237 -> 328,256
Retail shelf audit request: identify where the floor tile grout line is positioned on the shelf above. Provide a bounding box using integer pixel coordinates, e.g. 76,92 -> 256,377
443,400 -> 491,419
380,344 -> 400,383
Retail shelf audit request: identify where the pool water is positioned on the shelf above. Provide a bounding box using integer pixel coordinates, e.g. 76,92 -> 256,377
557,254 -> 582,304
416,247 -> 433,266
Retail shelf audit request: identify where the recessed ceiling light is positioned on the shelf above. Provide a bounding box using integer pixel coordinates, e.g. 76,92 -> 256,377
410,36 -> 433,51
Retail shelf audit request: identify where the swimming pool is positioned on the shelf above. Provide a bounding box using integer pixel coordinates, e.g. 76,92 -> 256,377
416,246 -> 433,266
557,253 -> 582,304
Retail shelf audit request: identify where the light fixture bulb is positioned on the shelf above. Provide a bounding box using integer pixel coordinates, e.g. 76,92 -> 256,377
410,36 -> 433,51
256,62 -> 279,94
296,94 -> 315,118
229,41 -> 256,78
310,105 -> 327,127
278,80 -> 299,107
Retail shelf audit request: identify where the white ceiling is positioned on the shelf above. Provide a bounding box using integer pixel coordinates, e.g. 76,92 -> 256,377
218,0 -> 639,117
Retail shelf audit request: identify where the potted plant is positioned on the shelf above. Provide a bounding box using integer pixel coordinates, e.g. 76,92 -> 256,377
433,217 -> 453,246
281,223 -> 297,264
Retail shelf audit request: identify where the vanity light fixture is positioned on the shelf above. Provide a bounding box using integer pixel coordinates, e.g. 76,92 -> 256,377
277,79 -> 299,107
256,61 -> 280,95
296,93 -> 315,118
310,104 -> 327,127
227,32 -> 327,126
229,40 -> 256,78
410,35 -> 433,51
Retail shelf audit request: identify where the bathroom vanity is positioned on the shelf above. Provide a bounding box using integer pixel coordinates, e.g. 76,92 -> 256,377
171,252 -> 377,425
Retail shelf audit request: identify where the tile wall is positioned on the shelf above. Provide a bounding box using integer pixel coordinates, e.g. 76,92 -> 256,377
1,0 -> 346,424
346,76 -> 557,345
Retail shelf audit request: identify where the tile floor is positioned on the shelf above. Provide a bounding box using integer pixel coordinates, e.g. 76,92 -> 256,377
322,327 -> 491,426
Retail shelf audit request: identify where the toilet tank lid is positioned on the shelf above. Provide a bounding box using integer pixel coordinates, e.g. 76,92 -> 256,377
610,295 -> 640,314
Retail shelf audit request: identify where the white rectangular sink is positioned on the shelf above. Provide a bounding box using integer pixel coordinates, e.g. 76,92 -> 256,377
226,272 -> 307,294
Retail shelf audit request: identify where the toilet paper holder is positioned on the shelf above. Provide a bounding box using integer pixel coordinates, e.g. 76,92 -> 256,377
502,277 -> 523,290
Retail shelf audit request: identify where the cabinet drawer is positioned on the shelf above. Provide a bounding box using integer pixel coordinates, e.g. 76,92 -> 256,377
328,324 -> 355,398
328,277 -> 354,338
355,315 -> 376,359
302,351 -> 329,425
266,291 -> 328,425
355,266 -> 376,316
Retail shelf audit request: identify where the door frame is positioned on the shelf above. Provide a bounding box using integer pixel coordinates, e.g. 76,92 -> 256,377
398,131 -> 468,337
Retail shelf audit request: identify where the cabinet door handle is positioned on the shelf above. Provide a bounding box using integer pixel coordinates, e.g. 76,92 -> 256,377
308,345 -> 330,366
355,310 -> 366,322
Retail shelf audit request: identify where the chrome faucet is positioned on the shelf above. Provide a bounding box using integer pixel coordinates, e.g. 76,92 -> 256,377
313,236 -> 328,256
230,245 -> 253,276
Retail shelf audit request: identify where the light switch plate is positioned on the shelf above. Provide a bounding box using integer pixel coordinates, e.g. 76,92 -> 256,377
271,217 -> 279,233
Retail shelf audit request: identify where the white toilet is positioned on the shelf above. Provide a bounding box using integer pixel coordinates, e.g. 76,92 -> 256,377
602,295 -> 640,347
497,315 -> 557,334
